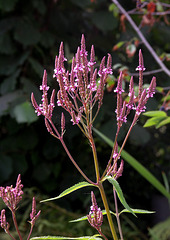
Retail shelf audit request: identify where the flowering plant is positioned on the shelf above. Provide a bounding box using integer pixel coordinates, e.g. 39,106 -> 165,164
30,35 -> 156,240
0,35 -> 156,240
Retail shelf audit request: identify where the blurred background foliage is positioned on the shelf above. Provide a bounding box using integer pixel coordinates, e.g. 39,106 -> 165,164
0,0 -> 170,239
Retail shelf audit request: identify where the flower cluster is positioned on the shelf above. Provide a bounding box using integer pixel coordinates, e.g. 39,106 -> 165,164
87,191 -> 103,232
0,174 -> 23,212
31,70 -> 55,119
114,50 -> 156,129
107,142 -> 124,179
29,197 -> 41,226
54,35 -> 112,125
0,175 -> 41,240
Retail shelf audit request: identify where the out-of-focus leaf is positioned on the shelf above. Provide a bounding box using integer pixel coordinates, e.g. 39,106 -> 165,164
29,58 -> 44,77
91,11 -> 118,32
0,33 -> 16,55
70,0 -> 91,8
129,124 -> 150,145
0,0 -> 19,12
109,3 -> 119,17
0,154 -> 13,181
113,41 -> 125,51
0,69 -> 21,95
11,101 -> 38,123
14,20 -> 40,46
143,117 -> 167,128
40,31 -> 56,48
0,90 -> 23,116
32,0 -> 46,15
0,17 -> 17,35
156,2 -> 163,12
0,52 -> 29,76
156,117 -> 170,128
143,111 -> 167,117
41,182 -> 94,203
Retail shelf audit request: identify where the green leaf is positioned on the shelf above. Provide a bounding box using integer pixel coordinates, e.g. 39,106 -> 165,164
106,176 -> 136,216
70,210 -> 114,223
143,111 -> 167,117
93,128 -> 170,200
0,0 -> 19,12
156,117 -> 170,128
143,117 -> 167,128
14,19 -> 40,46
119,208 -> 155,215
30,235 -> 102,240
91,11 -> 118,32
29,58 -> 44,77
0,154 -> 13,181
11,101 -> 38,124
41,182 -> 94,203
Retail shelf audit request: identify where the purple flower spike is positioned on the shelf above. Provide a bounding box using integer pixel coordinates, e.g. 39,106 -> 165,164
135,89 -> 147,116
0,174 -> 23,212
30,197 -> 41,226
114,71 -> 124,94
0,209 -> 10,233
87,191 -> 103,232
136,49 -> 146,99
31,70 -> 55,119
136,49 -> 146,72
146,76 -> 156,98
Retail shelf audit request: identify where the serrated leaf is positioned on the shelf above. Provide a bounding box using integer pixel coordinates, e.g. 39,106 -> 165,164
156,117 -> 170,128
106,176 -> 136,216
143,111 -> 167,117
41,182 -> 94,203
119,208 -> 155,215
30,235 -> 102,240
143,117 -> 166,128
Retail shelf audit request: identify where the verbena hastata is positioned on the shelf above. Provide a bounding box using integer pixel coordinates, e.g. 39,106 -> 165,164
0,174 -> 41,240
31,35 -> 156,240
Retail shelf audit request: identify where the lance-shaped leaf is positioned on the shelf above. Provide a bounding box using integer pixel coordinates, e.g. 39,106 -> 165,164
30,235 -> 102,240
93,127 -> 170,200
70,208 -> 155,223
119,208 -> 155,216
106,176 -> 136,216
41,182 -> 94,203
70,210 -> 114,223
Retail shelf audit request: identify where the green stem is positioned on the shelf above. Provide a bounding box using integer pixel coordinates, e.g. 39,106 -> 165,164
98,182 -> 118,240
90,134 -> 100,183
113,189 -> 123,240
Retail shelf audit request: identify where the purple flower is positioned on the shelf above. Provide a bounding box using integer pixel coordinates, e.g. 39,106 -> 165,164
87,191 -> 103,231
31,70 -> 55,119
0,174 -> 23,212
30,197 -> 41,226
0,210 -> 10,233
